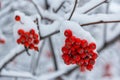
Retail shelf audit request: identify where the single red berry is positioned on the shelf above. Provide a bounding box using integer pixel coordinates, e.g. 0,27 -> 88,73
92,53 -> 98,59
61,46 -> 69,54
86,64 -> 93,71
89,42 -> 96,50
69,36 -> 76,44
33,39 -> 39,44
24,41 -> 29,47
30,29 -> 35,35
29,43 -> 34,49
75,38 -> 81,46
62,54 -> 69,62
75,55 -> 81,61
34,46 -> 39,51
65,43 -> 72,49
64,29 -> 72,37
18,29 -> 24,35
17,39 -> 21,44
81,39 -> 88,48
81,53 -> 86,58
88,59 -> 95,65
0,39 -> 5,44
77,48 -> 84,54
33,34 -> 39,39
71,47 -> 75,51
20,36 -> 26,43
15,15 -> 21,21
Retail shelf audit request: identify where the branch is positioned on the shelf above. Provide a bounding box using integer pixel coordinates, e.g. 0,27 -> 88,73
0,46 -> 25,72
0,69 -> 33,79
68,0 -> 78,20
30,0 -> 44,19
49,37 -> 58,71
77,0 -> 107,14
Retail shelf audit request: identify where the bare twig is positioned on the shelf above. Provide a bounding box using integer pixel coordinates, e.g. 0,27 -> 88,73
80,20 -> 120,26
0,49 -> 26,72
30,0 -> 43,19
49,37 -> 58,71
83,0 -> 107,14
68,0 -> 78,20
53,1 -> 65,13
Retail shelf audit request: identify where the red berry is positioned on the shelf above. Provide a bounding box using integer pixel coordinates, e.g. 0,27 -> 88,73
20,36 -> 26,43
24,41 -> 29,47
18,29 -> 24,35
0,39 -> 5,44
64,29 -> 72,37
33,39 -> 39,44
30,29 -> 35,35
89,42 -> 96,50
33,34 -> 39,39
69,36 -> 76,44
77,48 -> 84,54
17,39 -> 21,44
61,46 -> 69,54
15,15 -> 21,21
74,55 -> 81,61
86,64 -> 93,71
92,53 -> 98,59
29,43 -> 34,49
62,54 -> 69,63
75,38 -> 81,46
88,59 -> 95,65
81,39 -> 88,48
34,46 -> 39,51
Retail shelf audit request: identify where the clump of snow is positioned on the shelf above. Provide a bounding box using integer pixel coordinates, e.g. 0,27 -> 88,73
60,21 -> 97,53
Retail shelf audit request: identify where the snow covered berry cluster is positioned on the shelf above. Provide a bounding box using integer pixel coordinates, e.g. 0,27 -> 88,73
17,29 -> 39,51
62,29 -> 98,71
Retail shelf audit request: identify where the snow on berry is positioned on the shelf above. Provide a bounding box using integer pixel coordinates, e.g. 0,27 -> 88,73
13,11 -> 40,51
60,21 -> 98,72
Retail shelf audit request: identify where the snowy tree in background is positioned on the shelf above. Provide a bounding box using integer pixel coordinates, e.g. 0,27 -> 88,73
0,0 -> 120,80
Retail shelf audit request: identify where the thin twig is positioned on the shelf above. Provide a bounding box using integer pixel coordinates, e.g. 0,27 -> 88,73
49,37 -> 58,71
53,1 -> 65,13
80,20 -> 120,26
35,18 -> 41,39
83,0 -> 107,14
68,0 -> 78,20
30,0 -> 43,19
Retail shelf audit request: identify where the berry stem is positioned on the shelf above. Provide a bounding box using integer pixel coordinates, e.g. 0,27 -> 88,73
24,46 -> 30,56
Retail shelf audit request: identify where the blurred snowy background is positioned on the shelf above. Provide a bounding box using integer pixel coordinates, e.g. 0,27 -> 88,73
0,0 -> 120,80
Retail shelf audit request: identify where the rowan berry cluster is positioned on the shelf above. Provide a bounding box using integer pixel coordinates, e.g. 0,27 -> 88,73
17,29 -> 39,51
62,29 -> 98,71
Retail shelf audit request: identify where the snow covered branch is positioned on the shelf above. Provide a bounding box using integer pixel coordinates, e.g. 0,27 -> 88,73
77,0 -> 108,14
0,46 -> 25,72
70,14 -> 120,26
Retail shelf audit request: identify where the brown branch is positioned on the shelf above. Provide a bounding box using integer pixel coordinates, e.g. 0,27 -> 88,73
0,49 -> 26,72
83,0 -> 107,14
68,0 -> 78,20
30,0 -> 43,19
49,37 -> 58,71
80,20 -> 120,26
53,1 -> 65,13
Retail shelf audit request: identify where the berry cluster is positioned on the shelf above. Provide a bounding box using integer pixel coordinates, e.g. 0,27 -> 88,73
62,29 -> 98,71
17,29 -> 39,51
